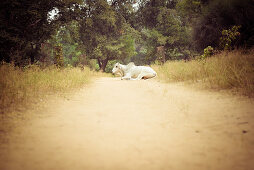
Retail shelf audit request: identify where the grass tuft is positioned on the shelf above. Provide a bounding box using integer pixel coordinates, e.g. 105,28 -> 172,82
0,64 -> 94,113
153,50 -> 254,96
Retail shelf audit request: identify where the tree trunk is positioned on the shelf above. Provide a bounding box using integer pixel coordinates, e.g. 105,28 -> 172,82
30,53 -> 35,64
97,58 -> 102,69
101,58 -> 108,72
30,43 -> 40,64
97,58 -> 109,72
30,43 -> 35,64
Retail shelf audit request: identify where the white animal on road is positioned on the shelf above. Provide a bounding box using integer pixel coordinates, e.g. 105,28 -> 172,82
112,62 -> 157,80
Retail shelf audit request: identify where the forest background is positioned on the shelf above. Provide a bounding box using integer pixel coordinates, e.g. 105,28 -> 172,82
1,0 -> 253,72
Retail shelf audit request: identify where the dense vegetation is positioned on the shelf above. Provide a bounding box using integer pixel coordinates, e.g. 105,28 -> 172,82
1,0 -> 253,70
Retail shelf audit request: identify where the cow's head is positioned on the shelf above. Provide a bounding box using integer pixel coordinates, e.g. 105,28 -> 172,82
112,62 -> 121,75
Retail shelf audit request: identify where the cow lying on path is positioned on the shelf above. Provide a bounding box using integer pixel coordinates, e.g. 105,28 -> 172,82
112,62 -> 157,80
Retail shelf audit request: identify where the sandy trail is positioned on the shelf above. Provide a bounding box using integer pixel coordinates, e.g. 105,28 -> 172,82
0,77 -> 254,170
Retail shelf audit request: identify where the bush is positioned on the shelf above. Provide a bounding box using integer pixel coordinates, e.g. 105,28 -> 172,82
196,46 -> 214,60
219,25 -> 241,50
105,60 -> 118,73
87,59 -> 100,71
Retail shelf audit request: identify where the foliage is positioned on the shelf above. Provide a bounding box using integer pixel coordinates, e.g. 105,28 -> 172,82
1,0 -> 253,68
54,45 -> 64,67
104,60 -> 119,73
0,0 -> 83,65
49,21 -> 86,67
134,3 -> 192,64
87,59 -> 100,71
192,0 -> 254,51
219,26 -> 241,50
140,29 -> 166,64
79,0 -> 137,71
176,0 -> 202,24
196,46 -> 214,60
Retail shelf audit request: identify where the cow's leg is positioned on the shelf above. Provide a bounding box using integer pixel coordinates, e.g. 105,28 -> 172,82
133,73 -> 145,80
142,72 -> 157,79
134,72 -> 156,80
121,73 -> 132,80
122,77 -> 131,80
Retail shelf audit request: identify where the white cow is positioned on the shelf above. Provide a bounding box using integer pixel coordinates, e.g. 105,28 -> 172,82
112,62 -> 157,80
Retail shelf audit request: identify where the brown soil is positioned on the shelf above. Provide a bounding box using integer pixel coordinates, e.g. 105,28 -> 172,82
0,77 -> 254,170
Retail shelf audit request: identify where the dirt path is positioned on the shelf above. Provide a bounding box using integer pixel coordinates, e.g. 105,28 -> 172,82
0,77 -> 254,170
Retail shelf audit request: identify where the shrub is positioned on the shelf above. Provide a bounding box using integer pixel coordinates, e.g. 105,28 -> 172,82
196,46 -> 214,60
219,25 -> 241,50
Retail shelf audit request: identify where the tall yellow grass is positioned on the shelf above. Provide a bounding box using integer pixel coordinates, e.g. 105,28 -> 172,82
0,64 -> 94,113
153,50 -> 254,96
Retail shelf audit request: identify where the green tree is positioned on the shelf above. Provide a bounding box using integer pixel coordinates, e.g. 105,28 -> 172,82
79,0 -> 136,71
140,29 -> 166,64
133,1 -> 192,63
219,25 -> 241,50
176,0 -> 202,24
192,0 -> 254,51
0,0 -> 83,65
49,21 -> 86,67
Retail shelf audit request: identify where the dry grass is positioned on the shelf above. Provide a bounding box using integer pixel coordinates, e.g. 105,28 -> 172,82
0,64 -> 96,114
153,50 -> 254,96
